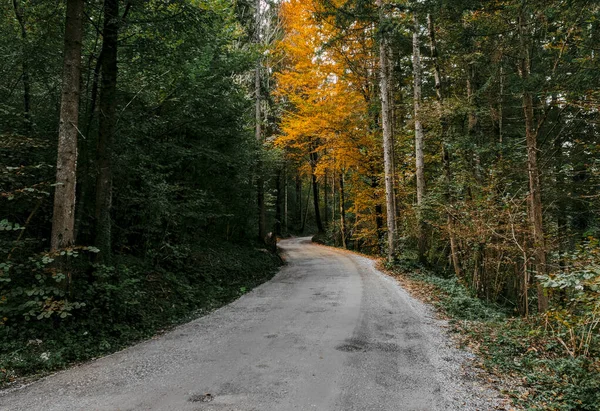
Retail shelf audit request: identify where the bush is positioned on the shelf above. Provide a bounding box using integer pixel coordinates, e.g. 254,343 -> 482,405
539,239 -> 600,358
0,240 -> 281,385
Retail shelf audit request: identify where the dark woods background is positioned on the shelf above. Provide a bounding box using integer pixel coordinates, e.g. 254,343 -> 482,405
0,0 -> 283,382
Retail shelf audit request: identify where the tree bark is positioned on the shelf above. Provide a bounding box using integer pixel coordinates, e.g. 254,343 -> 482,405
310,151 -> 324,233
275,168 -> 283,236
283,166 -> 288,235
519,3 -> 548,313
51,0 -> 84,251
95,0 -> 119,262
372,177 -> 385,253
413,13 -> 426,262
301,177 -> 311,234
554,105 -> 566,266
323,171 -> 329,227
378,0 -> 397,261
339,172 -> 347,249
467,64 -> 482,184
295,174 -> 302,231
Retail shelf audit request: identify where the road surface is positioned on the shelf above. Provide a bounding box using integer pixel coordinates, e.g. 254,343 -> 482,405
0,237 -> 502,410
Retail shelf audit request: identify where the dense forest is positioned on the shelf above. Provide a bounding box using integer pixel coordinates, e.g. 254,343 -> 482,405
0,0 -> 283,384
1,0 -> 599,409
273,0 -> 600,408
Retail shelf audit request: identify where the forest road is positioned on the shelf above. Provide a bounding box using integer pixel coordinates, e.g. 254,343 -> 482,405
0,237 -> 503,411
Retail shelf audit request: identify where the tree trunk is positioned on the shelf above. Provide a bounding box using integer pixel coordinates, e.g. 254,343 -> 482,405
51,0 -> 84,251
554,109 -> 566,266
332,170 -> 336,229
283,166 -> 288,235
428,13 -> 462,278
519,3 -> 548,313
370,177 -> 385,254
467,65 -> 482,185
323,171 -> 329,227
12,0 -> 32,132
413,13 -> 426,263
275,168 -> 283,236
378,0 -> 397,261
95,0 -> 119,262
310,151 -> 324,233
255,0 -> 266,241
339,172 -> 347,249
301,178 -> 311,234
295,174 -> 302,231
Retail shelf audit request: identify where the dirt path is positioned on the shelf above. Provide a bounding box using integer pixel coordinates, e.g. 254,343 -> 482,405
0,237 -> 503,410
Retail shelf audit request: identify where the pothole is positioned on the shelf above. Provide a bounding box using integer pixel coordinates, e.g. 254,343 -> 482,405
335,338 -> 367,352
189,393 -> 214,403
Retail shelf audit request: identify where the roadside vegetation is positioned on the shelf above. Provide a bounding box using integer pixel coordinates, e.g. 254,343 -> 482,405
0,241 -> 280,385
386,258 -> 600,411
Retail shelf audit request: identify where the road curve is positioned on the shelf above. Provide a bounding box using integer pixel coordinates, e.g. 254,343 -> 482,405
0,237 -> 501,411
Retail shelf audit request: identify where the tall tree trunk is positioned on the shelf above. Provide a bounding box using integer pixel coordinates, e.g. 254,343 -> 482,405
310,151 -> 324,233
51,0 -> 84,251
339,172 -> 347,249
275,168 -> 283,236
95,0 -> 119,262
499,65 -> 504,145
283,166 -> 288,235
331,170 -> 336,229
378,0 -> 397,261
295,174 -> 302,231
554,118 -> 566,265
519,3 -> 548,313
467,65 -> 482,185
413,13 -> 426,263
301,178 -> 311,234
255,0 -> 266,241
12,0 -> 32,132
371,177 -> 385,253
427,13 -> 462,279
323,170 -> 329,227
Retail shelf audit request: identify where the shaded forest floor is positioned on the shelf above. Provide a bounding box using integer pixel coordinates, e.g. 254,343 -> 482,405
0,241 -> 282,388
381,262 -> 600,411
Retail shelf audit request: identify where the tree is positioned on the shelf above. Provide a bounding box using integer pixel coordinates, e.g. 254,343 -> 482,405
95,0 -> 120,262
517,1 -> 548,312
413,12 -> 425,262
51,0 -> 84,251
377,0 -> 397,261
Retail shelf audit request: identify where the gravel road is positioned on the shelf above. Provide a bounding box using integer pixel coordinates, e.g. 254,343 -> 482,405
0,237 -> 503,411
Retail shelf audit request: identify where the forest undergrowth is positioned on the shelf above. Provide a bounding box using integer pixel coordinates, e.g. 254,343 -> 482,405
0,240 -> 281,387
384,259 -> 600,411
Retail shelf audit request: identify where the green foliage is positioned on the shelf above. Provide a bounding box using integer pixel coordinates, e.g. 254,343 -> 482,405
0,240 -> 281,385
0,0 -> 283,386
395,261 -> 600,410
390,262 -> 507,321
470,318 -> 600,411
539,240 -> 600,358
423,275 -> 506,322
